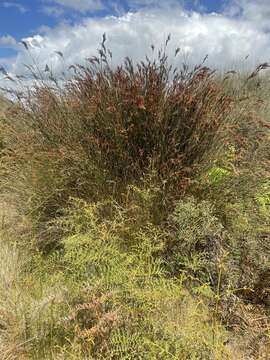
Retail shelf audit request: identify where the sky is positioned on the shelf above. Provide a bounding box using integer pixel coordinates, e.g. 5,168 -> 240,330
0,0 -> 270,85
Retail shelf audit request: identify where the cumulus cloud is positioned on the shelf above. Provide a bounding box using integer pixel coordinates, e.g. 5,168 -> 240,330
1,1 -> 270,93
226,0 -> 270,29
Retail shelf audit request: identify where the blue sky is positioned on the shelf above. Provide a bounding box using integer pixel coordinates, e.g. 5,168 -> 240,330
0,0 -> 225,45
0,0 -> 269,81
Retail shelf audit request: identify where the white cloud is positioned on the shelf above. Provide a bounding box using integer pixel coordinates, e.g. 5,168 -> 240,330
1,2 -> 270,92
226,1 -> 270,29
44,0 -> 105,13
126,0 -> 181,7
42,5 -> 65,17
0,35 -> 17,48
2,1 -> 27,13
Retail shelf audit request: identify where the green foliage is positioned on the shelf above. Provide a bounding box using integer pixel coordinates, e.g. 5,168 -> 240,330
167,197 -> 224,282
1,195 -> 236,359
172,197 -> 223,255
0,42 -> 269,359
206,166 -> 231,185
34,226 -> 232,360
255,180 -> 270,213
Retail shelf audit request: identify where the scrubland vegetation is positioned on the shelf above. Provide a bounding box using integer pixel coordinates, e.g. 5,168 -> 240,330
0,37 -> 269,359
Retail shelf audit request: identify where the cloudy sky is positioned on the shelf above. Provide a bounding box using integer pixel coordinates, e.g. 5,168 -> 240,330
0,0 -> 270,82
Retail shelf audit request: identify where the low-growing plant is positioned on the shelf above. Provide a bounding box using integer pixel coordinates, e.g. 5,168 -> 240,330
165,197 -> 225,286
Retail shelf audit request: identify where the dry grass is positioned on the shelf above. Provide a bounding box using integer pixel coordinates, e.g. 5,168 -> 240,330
0,38 -> 269,359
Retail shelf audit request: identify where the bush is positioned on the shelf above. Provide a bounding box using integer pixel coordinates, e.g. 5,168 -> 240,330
0,41 -> 234,246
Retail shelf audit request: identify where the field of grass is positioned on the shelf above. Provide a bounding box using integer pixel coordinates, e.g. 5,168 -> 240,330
0,40 -> 269,359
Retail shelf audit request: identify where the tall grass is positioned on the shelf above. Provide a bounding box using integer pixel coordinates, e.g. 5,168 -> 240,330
1,40 -> 235,240
0,38 -> 269,359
